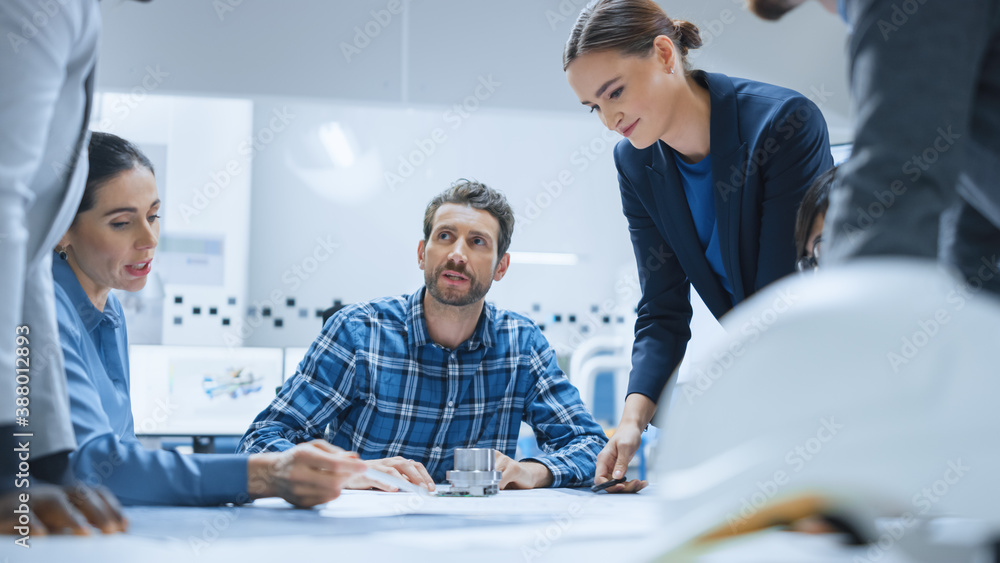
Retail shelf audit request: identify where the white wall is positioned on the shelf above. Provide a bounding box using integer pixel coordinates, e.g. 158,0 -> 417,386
93,0 -> 849,381
97,0 -> 852,141
240,96 -> 640,352
92,93 -> 255,347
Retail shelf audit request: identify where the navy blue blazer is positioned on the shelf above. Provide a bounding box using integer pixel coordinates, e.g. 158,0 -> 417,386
617,71 -> 833,402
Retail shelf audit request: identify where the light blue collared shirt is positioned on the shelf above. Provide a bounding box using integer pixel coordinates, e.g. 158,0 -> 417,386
54,256 -> 248,505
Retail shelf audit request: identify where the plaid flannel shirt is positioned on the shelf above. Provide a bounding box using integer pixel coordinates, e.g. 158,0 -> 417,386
239,288 -> 607,487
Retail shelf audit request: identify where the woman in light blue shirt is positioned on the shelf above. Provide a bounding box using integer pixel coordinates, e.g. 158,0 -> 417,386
0,0 -> 131,536
53,132 -> 365,506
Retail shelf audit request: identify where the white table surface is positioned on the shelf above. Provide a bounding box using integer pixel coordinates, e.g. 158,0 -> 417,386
2,487 -> 960,563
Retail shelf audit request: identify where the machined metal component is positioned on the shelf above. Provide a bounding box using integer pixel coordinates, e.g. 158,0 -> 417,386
441,448 -> 502,496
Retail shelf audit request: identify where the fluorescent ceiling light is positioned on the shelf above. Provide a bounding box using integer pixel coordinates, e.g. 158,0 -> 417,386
508,252 -> 579,266
318,122 -> 356,168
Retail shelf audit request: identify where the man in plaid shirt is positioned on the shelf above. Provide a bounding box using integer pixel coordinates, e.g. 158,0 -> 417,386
239,180 -> 607,491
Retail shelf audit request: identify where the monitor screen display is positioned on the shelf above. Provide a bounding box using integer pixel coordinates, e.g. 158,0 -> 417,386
831,143 -> 852,166
130,345 -> 284,437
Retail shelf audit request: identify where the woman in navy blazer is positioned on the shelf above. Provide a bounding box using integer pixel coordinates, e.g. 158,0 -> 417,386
564,0 -> 833,492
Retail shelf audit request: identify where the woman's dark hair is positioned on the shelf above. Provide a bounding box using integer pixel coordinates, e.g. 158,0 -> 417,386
77,131 -> 154,215
563,0 -> 703,72
794,165 -> 838,258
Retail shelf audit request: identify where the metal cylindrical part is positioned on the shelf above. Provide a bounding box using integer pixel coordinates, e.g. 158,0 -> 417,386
453,448 -> 495,472
445,448 -> 502,496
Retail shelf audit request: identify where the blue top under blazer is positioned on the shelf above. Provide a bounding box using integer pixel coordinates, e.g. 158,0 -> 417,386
615,70 -> 833,402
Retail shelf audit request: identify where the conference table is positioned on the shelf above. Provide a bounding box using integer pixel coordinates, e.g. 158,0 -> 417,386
9,486 -> 960,562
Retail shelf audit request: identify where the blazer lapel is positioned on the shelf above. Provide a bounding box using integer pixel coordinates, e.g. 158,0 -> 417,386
703,71 -> 748,304
645,140 -> 732,317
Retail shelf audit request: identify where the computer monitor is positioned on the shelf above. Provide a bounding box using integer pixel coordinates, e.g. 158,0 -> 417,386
129,345 -> 284,437
282,347 -> 311,383
831,143 -> 852,166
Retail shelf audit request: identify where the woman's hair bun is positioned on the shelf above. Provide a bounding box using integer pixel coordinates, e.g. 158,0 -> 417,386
672,19 -> 703,55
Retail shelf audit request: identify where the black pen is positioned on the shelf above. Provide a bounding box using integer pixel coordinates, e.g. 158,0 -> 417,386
590,477 -> 626,492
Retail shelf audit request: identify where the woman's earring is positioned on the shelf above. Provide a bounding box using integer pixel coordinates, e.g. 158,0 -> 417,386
669,67 -> 675,74
56,247 -> 67,260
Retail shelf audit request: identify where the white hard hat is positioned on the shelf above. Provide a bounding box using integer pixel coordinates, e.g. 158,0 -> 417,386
652,258 -> 1000,555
